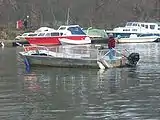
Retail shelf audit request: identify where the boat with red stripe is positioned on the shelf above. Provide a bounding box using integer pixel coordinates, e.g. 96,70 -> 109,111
25,25 -> 91,46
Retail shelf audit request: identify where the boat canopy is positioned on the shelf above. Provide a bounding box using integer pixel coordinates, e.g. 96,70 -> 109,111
58,25 -> 86,35
35,27 -> 55,33
83,28 -> 107,38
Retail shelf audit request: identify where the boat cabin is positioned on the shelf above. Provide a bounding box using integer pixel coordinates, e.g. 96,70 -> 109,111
15,32 -> 38,40
34,25 -> 87,37
36,31 -> 64,37
25,25 -> 87,38
113,22 -> 160,33
106,22 -> 160,38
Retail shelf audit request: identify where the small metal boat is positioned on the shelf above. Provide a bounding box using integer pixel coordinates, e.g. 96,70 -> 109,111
19,45 -> 140,69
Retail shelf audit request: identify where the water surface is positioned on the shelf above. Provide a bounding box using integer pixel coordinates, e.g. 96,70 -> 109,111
0,43 -> 160,120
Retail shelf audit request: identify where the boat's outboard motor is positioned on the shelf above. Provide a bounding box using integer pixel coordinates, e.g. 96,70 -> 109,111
127,53 -> 140,67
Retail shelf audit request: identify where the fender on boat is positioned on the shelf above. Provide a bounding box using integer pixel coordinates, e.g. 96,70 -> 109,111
97,61 -> 106,69
24,57 -> 31,72
97,59 -> 113,69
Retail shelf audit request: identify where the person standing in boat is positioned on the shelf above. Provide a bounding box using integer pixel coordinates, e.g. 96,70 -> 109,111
108,33 -> 116,59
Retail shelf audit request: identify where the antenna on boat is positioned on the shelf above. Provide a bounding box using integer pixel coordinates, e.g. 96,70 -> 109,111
154,0 -> 160,21
66,8 -> 70,25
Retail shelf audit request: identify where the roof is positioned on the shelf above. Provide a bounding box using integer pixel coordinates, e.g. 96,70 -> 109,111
58,25 -> 81,30
83,28 -> 107,38
35,27 -> 55,33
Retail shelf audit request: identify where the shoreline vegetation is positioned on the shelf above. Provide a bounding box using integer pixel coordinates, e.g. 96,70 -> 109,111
0,25 -> 33,47
0,0 -> 159,41
0,27 -> 19,40
0,26 -> 34,40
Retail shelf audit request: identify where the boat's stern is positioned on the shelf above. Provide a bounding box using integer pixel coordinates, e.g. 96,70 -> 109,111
126,52 -> 140,67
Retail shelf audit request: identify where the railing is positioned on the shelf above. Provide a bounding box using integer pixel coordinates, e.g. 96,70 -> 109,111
97,48 -> 129,60
23,45 -> 49,52
23,45 -> 129,60
54,46 -> 96,59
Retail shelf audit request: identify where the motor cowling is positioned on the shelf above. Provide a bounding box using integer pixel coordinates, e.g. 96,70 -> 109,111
127,53 -> 140,66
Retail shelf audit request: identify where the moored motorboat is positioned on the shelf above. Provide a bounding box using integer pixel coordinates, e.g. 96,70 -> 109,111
106,22 -> 160,38
25,25 -> 90,46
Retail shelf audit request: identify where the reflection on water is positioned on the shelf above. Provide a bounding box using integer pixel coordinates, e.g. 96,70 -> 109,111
23,67 -> 139,94
19,66 -> 140,120
0,43 -> 160,119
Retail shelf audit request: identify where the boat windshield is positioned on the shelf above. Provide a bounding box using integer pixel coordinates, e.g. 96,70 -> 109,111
58,27 -> 66,30
38,33 -> 45,36
67,26 -> 86,35
28,33 -> 37,36
140,34 -> 159,37
51,32 -> 63,36
126,22 -> 133,26
22,33 -> 29,36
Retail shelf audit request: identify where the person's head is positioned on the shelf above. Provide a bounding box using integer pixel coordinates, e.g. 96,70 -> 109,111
108,33 -> 114,38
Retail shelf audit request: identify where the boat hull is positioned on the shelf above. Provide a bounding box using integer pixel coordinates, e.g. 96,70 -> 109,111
59,37 -> 91,45
118,36 -> 159,43
25,35 -> 88,45
20,54 -> 99,68
19,52 -> 134,69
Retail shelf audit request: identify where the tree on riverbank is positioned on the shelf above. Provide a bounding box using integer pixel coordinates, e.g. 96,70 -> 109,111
0,0 -> 159,29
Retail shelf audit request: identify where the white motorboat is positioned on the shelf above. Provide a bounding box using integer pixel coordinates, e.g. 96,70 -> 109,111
106,22 -> 160,38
